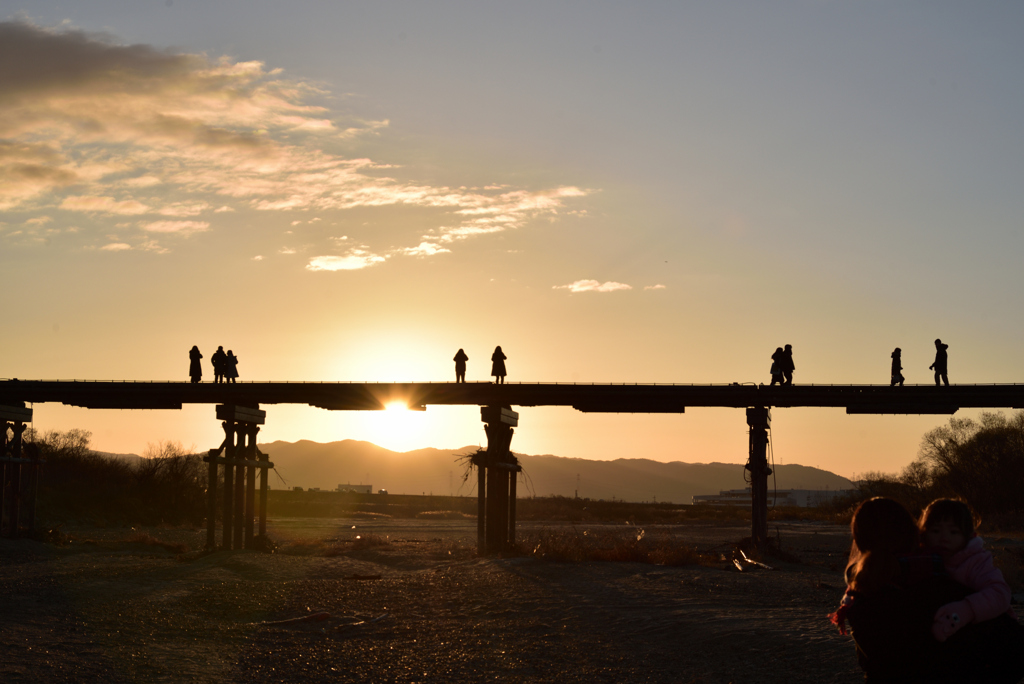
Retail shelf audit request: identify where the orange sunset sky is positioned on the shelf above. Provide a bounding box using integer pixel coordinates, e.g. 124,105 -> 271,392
3,3 -> 1024,478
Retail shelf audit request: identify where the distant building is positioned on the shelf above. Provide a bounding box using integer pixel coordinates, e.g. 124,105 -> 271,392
692,488 -> 855,508
336,484 -> 373,494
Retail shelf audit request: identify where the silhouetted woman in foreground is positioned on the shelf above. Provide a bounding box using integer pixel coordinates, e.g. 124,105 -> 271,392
491,346 -> 507,384
225,350 -> 239,383
453,348 -> 468,383
188,346 -> 203,383
830,497 -> 1024,683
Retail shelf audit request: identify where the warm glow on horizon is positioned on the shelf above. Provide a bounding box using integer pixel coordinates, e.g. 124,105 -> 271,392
4,7 -> 1024,478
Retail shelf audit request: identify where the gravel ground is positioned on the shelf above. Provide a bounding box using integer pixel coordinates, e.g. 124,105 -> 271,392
0,519 -> 1001,683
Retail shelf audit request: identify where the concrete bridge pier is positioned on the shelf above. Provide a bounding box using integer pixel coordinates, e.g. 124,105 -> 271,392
1,403 -> 38,537
745,407 -> 771,555
203,404 -> 273,550
473,406 -> 521,556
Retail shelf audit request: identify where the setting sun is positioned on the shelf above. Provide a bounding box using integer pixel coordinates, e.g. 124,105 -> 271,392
358,400 -> 431,452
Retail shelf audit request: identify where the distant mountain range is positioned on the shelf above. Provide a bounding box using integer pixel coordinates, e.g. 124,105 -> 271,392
254,440 -> 856,504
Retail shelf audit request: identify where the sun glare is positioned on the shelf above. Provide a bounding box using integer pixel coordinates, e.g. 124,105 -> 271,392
357,400 -> 430,452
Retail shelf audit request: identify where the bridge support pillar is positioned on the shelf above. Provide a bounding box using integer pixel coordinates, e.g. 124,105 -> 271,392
473,406 -> 520,556
1,404 -> 39,538
745,407 -> 771,555
204,405 -> 273,551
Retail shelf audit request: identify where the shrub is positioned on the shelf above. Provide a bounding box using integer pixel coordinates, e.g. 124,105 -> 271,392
27,429 -> 207,526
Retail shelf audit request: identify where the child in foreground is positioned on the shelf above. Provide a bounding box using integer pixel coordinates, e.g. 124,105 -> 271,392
830,497 -> 1024,683
919,498 -> 1016,643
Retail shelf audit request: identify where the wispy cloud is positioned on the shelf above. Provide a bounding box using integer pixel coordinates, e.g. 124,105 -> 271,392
139,220 -> 209,235
554,280 -> 633,293
306,249 -> 388,271
60,195 -> 150,215
644,284 -> 666,290
100,242 -> 132,251
0,21 -> 589,262
401,242 -> 451,257
157,202 -> 209,217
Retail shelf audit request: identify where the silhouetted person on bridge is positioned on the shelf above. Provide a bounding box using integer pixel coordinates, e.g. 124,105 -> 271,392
225,350 -> 239,384
930,339 -> 949,386
770,347 -> 785,385
188,346 -> 203,383
781,344 -> 795,386
211,346 -> 227,384
453,348 -> 468,383
891,348 -> 905,386
491,346 -> 507,384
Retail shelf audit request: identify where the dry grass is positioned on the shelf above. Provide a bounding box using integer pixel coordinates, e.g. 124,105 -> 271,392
351,533 -> 389,549
277,539 -> 329,556
415,510 -> 475,520
278,533 -> 391,557
124,531 -> 189,554
516,527 -> 718,566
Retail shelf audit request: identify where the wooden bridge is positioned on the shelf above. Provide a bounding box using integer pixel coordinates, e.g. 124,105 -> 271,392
4,379 -> 1024,553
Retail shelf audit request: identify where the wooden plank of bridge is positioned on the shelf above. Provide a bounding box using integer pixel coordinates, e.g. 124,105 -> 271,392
205,445 -> 220,550
508,466 -> 517,547
1,422 -> 7,536
244,426 -> 259,548
24,442 -> 40,532
0,405 -> 32,423
222,420 -> 235,549
258,449 -> 269,538
233,428 -> 246,550
7,421 -> 27,536
478,464 -> 486,553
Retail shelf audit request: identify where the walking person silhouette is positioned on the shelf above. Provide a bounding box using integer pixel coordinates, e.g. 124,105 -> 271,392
188,345 -> 203,384
770,347 -> 785,386
491,346 -> 507,384
453,348 -> 468,383
891,348 -> 905,387
781,344 -> 795,386
930,339 -> 949,386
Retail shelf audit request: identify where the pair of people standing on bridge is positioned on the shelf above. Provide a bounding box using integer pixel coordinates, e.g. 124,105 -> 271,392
452,346 -> 508,384
769,344 -> 795,386
213,347 -> 239,384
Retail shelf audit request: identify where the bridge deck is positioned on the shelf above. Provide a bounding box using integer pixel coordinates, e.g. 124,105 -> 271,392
3,380 -> 1024,413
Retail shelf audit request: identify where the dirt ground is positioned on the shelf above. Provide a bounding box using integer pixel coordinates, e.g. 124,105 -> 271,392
1,519 -> 1021,683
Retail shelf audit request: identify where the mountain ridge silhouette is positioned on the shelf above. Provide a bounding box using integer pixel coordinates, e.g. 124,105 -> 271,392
257,439 -> 856,504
